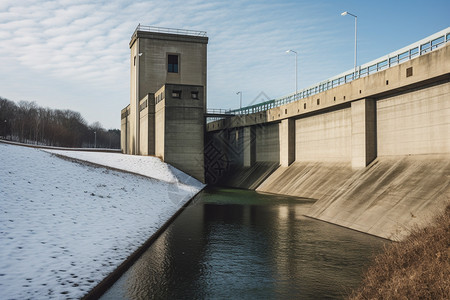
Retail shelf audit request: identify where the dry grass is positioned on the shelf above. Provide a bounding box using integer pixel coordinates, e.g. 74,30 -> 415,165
349,205 -> 450,300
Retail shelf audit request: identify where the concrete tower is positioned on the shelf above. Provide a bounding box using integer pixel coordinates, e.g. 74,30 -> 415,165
121,25 -> 208,182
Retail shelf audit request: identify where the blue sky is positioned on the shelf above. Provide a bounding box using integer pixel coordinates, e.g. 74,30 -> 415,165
0,0 -> 448,129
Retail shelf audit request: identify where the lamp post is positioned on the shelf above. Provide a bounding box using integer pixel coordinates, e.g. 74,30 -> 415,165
236,91 -> 242,110
286,50 -> 298,97
341,11 -> 357,77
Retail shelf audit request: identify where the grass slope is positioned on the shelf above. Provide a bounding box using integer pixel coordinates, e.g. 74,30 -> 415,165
349,205 -> 449,299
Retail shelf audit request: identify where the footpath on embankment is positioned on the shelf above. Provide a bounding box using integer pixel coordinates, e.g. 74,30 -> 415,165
255,154 -> 450,241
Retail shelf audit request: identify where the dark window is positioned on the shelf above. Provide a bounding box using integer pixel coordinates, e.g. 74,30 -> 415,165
168,54 -> 179,73
191,91 -> 199,99
172,90 -> 181,98
134,56 -> 136,66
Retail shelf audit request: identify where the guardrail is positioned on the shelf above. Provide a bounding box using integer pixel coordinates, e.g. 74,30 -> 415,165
133,24 -> 207,39
206,108 -> 231,115
209,27 -> 450,118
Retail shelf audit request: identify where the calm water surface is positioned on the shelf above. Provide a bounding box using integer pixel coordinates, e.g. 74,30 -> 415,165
101,188 -> 386,299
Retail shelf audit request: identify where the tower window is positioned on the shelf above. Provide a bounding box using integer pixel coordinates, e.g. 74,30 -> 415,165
168,54 -> 179,73
172,90 -> 181,98
191,91 -> 199,99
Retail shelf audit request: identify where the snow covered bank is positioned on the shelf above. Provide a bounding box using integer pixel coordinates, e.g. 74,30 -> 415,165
0,143 -> 204,299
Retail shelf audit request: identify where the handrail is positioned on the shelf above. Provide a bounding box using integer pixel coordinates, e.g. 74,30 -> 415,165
132,24 -> 207,39
206,108 -> 231,115
210,27 -> 450,117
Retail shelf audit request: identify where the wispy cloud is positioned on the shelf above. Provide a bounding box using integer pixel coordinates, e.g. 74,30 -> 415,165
0,0 -> 448,128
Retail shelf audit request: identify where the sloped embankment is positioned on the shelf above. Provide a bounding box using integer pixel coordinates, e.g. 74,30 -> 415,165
349,205 -> 450,299
256,161 -> 355,200
257,155 -> 450,241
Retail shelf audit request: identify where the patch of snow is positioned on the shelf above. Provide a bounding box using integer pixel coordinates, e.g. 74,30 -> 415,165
0,143 -> 204,299
44,150 -> 177,183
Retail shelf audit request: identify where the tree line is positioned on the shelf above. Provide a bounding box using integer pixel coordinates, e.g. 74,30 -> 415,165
0,97 -> 120,149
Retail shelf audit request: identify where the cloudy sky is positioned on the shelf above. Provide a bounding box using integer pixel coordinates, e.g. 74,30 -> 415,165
0,0 -> 448,129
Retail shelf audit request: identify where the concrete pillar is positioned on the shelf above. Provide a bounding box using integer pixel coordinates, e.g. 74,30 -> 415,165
242,126 -> 256,167
147,94 -> 155,155
279,119 -> 295,167
351,98 -> 377,168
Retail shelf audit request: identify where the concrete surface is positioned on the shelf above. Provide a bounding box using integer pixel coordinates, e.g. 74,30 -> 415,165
124,28 -> 208,155
256,161 -> 354,200
306,155 -> 450,241
155,84 -> 205,182
208,43 -> 450,240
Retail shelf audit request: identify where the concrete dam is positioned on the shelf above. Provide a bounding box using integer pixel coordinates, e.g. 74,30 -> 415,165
205,30 -> 450,241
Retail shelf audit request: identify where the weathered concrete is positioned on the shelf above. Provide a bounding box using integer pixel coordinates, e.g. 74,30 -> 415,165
377,81 -> 449,156
155,84 -> 205,182
257,161 -> 354,200
257,155 -> 450,241
306,155 -> 450,241
255,123 -> 280,163
279,119 -> 295,166
125,28 -> 208,155
242,126 -> 256,167
207,42 -> 450,240
295,108 -> 352,162
351,98 -> 377,168
207,43 -> 450,133
120,106 -> 130,154
139,94 -> 155,156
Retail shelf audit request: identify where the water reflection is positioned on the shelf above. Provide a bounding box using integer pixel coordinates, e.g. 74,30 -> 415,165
101,188 -> 386,299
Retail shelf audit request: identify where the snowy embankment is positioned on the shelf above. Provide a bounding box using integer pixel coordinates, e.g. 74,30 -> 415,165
0,143 -> 204,299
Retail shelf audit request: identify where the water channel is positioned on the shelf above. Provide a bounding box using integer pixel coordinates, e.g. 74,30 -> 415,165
101,188 -> 386,299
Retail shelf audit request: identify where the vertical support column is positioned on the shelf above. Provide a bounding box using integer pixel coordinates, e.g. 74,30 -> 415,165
135,38 -> 140,155
147,94 -> 155,155
129,52 -> 137,154
279,118 -> 295,167
351,98 -> 377,168
243,126 -> 255,167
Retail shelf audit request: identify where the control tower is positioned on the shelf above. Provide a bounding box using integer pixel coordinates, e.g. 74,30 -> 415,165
121,25 -> 208,182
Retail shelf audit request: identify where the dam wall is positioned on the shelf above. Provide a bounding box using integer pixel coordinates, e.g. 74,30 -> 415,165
257,155 -> 450,241
305,155 -> 450,241
205,43 -> 450,240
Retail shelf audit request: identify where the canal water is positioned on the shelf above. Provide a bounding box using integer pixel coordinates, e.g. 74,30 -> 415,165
101,188 -> 386,299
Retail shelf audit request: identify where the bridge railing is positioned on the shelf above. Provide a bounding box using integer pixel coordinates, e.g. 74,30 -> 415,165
206,108 -> 231,115
208,27 -> 450,118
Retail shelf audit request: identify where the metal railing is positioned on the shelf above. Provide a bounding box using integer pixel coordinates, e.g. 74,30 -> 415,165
206,108 -> 232,115
209,27 -> 450,119
133,24 -> 207,39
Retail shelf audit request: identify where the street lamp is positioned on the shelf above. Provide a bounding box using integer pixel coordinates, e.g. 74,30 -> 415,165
236,91 -> 242,110
341,11 -> 358,77
286,49 -> 298,97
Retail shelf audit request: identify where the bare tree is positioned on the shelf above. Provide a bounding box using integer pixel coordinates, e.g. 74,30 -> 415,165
0,96 -> 120,148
